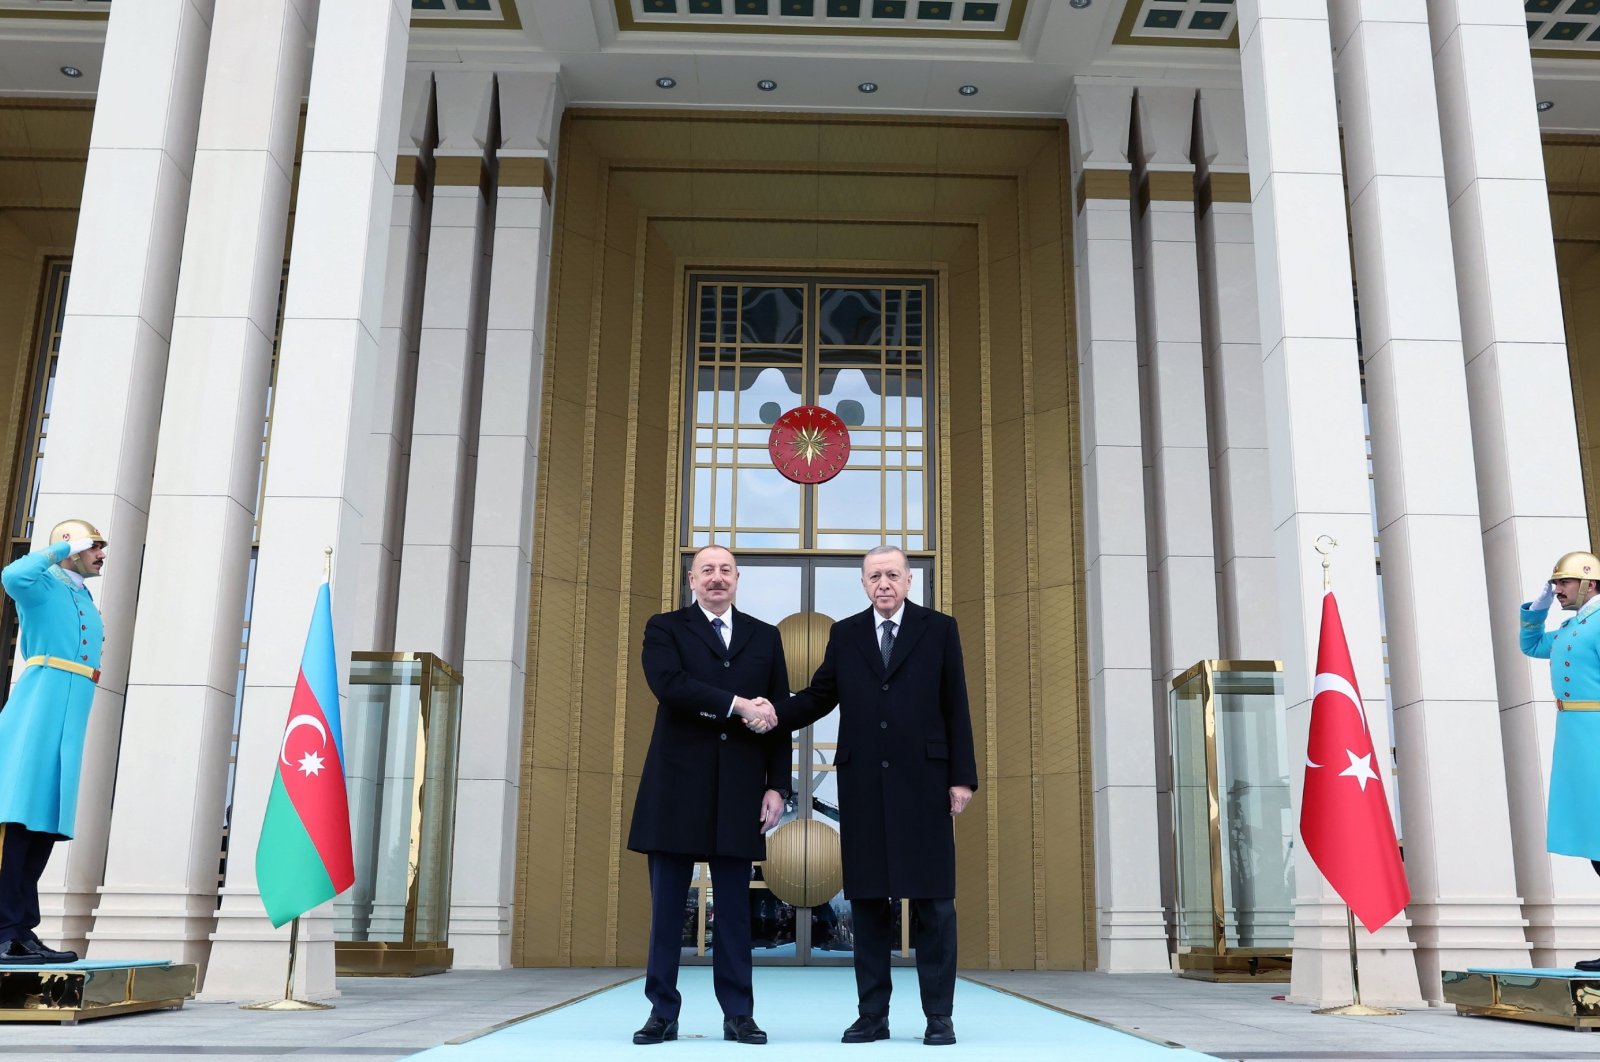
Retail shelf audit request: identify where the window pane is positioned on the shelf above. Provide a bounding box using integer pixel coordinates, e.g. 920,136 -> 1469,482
693,468 -> 712,526
817,470 -> 881,532
818,288 -> 884,346
737,468 -> 800,530
741,286 -> 805,345
736,366 -> 802,425
820,368 -> 883,427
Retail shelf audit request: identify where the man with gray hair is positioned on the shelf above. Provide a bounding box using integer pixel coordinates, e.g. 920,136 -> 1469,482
777,544 -> 977,1047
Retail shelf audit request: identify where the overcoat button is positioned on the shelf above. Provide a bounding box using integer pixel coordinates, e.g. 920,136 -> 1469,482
720,733 -> 728,741
723,660 -> 731,668
881,760 -> 889,768
881,683 -> 889,691
880,721 -> 888,729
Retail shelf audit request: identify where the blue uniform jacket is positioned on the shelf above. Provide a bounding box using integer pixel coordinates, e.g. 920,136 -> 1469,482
0,541 -> 103,838
1522,596 -> 1600,860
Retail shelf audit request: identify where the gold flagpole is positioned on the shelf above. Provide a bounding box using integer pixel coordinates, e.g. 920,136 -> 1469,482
241,916 -> 334,1011
242,547 -> 340,1012
1309,535 -> 1400,1018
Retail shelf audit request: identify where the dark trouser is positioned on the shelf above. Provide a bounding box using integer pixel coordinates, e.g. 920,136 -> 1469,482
644,853 -> 754,1021
850,896 -> 957,1019
0,823 -> 56,942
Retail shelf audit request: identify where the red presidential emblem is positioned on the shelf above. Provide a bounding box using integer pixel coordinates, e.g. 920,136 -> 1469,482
768,405 -> 850,484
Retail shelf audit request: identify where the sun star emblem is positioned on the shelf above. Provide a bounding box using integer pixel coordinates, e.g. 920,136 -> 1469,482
792,426 -> 830,465
297,749 -> 325,777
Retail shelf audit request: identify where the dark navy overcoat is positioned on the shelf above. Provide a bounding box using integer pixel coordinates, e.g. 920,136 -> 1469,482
781,601 -> 978,899
627,605 -> 791,862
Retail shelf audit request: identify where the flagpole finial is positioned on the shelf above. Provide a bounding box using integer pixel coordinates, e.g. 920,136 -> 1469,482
1314,535 -> 1338,592
323,546 -> 332,582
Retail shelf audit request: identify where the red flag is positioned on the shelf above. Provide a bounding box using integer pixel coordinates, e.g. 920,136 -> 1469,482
1300,592 -> 1409,932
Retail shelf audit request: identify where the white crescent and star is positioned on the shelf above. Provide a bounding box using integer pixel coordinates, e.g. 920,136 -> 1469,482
1305,673 -> 1379,791
279,713 -> 329,777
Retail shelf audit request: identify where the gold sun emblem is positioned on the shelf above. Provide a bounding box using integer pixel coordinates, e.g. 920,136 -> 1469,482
792,425 -> 831,465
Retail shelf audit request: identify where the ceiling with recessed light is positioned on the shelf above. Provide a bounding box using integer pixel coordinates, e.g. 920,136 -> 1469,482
0,0 -> 1591,135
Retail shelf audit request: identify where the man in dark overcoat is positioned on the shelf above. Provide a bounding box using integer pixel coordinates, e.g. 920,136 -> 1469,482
777,544 -> 978,1047
626,544 -> 791,1046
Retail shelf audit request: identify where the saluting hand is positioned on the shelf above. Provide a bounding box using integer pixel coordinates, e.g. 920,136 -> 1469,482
949,785 -> 973,816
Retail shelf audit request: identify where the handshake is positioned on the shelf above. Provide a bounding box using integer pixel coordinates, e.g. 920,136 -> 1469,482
734,696 -> 779,734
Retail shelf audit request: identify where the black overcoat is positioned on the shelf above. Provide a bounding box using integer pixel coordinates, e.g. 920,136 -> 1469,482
781,601 -> 979,899
626,605 -> 791,862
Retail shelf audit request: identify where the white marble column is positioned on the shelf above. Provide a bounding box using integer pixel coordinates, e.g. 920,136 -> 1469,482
391,70 -> 496,667
1237,0 -> 1423,1007
31,0 -> 213,954
1194,88 -> 1278,662
350,69 -> 436,656
203,0 -> 410,1002
1331,0 -> 1529,998
86,0 -> 314,973
1131,84 -> 1224,843
1427,0 -> 1597,966
1068,80 -> 1168,973
451,71 -> 563,970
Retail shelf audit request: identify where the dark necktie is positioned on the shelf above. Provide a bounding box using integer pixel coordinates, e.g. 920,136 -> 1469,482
880,619 -> 895,668
712,616 -> 728,651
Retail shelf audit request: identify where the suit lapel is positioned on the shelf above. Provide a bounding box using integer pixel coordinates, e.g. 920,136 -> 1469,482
683,604 -> 727,659
726,606 -> 757,659
883,602 -> 929,680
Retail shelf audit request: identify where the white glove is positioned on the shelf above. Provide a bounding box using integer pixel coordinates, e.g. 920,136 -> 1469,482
67,538 -> 95,556
1531,582 -> 1557,611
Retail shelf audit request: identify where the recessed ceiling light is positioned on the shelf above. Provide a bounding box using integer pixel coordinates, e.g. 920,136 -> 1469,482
858,82 -> 878,94
758,80 -> 777,92
59,66 -> 82,79
1537,99 -> 1555,112
656,77 -> 677,89
959,85 -> 979,97
1069,0 -> 1091,8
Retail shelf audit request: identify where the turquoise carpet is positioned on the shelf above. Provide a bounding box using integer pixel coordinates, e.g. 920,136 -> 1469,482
406,967 -> 1217,1060
0,958 -> 172,971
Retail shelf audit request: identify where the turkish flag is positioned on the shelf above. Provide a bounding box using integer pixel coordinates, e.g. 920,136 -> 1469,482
1300,592 -> 1410,932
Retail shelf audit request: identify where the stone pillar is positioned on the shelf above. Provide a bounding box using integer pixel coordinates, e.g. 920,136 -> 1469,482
1426,0 -> 1597,965
202,0 -> 410,1002
336,69 -> 433,942
350,69 -> 435,656
391,70 -> 496,668
1331,0 -> 1529,998
451,71 -> 563,970
1068,80 -> 1168,973
1237,0 -> 1423,1007
86,0 -> 314,973
32,0 -> 212,954
1194,88 -> 1278,662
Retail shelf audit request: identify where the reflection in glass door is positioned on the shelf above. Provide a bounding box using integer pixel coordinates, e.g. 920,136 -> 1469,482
676,275 -> 936,967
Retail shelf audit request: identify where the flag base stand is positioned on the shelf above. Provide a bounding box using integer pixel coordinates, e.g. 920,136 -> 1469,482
1315,907 -> 1403,1018
240,917 -> 336,1012
241,997 -> 334,1012
1313,1002 -> 1402,1017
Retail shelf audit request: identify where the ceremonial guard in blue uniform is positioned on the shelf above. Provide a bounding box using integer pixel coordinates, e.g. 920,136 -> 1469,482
0,519 -> 107,964
1521,549 -> 1600,971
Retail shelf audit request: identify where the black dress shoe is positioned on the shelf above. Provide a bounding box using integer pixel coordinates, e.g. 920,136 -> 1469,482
922,1015 -> 956,1046
0,938 -> 71,965
842,1013 -> 890,1043
23,936 -> 77,963
1577,957 -> 1600,972
632,1015 -> 679,1045
723,1015 -> 768,1044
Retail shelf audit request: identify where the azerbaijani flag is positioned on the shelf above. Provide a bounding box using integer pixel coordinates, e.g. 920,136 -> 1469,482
256,581 -> 355,928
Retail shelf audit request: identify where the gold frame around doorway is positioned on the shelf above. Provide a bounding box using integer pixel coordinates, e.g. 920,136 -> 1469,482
513,109 -> 1090,973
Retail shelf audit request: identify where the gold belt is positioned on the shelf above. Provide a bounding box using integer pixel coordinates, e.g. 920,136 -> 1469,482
21,655 -> 99,684
1559,700 -> 1600,711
